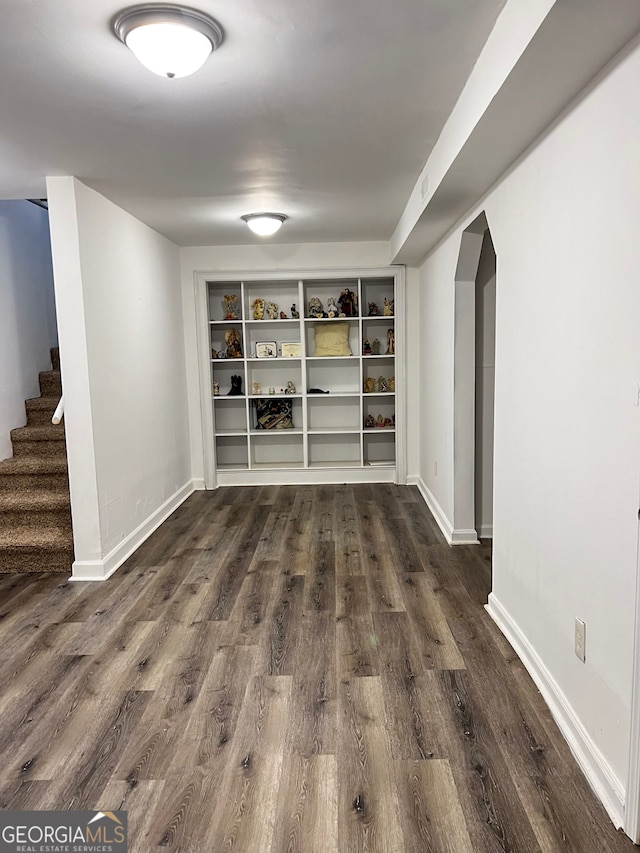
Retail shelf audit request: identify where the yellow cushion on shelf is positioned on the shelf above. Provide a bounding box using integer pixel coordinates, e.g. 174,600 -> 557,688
314,321 -> 351,357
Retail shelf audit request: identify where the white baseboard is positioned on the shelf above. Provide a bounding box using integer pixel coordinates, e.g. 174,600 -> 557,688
485,593 -> 625,829
192,478 -> 206,490
478,523 -> 493,539
69,480 -> 197,582
407,475 -> 479,545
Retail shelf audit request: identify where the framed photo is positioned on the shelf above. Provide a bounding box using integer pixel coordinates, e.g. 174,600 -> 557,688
255,341 -> 277,358
281,342 -> 302,358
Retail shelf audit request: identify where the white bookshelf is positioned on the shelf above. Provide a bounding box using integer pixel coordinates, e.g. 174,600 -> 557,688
196,268 -> 405,486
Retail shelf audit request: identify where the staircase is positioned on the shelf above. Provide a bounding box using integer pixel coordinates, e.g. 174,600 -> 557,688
0,348 -> 73,573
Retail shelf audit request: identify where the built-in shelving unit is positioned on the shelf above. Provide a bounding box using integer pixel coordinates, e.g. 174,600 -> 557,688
196,268 -> 404,486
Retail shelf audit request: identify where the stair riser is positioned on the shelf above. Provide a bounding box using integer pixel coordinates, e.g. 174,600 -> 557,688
26,407 -> 57,426
11,441 -> 66,459
0,550 -> 73,573
0,512 -> 72,535
0,474 -> 68,492
39,373 -> 62,397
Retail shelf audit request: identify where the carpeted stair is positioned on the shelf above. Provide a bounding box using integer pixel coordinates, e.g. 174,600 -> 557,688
0,348 -> 73,572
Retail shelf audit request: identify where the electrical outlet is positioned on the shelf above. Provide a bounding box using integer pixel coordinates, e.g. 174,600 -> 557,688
575,618 -> 586,662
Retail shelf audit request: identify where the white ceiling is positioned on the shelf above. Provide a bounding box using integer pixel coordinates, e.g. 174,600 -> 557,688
0,0 -> 507,246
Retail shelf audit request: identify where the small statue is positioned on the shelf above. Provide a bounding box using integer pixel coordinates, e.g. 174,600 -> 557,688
363,377 -> 376,394
363,339 -> 372,355
377,376 -> 388,393
223,294 -> 239,320
338,288 -> 357,317
327,297 -> 338,318
386,328 -> 395,355
388,376 -> 395,393
365,414 -> 375,428
383,297 -> 394,316
252,298 -> 265,320
368,302 -> 380,316
372,339 -> 381,355
279,311 -> 288,319
252,381 -> 262,395
376,415 -> 384,427
225,328 -> 243,358
213,380 -> 220,396
228,375 -> 243,396
384,417 -> 393,428
266,301 -> 279,320
291,303 -> 300,319
308,297 -> 326,318
211,348 -> 218,360
285,380 -> 296,394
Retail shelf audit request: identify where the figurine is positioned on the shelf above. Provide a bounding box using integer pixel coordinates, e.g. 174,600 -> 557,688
252,381 -> 262,395
266,301 -> 279,320
291,303 -> 300,319
376,415 -> 384,427
308,296 -> 326,318
384,417 -> 393,427
377,376 -> 388,393
363,339 -> 372,355
338,288 -> 357,317
252,298 -> 265,320
211,348 -> 218,360
383,297 -> 394,316
388,376 -> 395,393
279,311 -> 288,319
223,294 -> 239,320
368,302 -> 380,316
327,296 -> 338,318
364,377 -> 376,394
285,380 -> 296,394
225,328 -> 243,358
228,375 -> 243,396
365,414 -> 375,428
213,380 -> 220,396
386,328 -> 395,355
372,338 -> 381,355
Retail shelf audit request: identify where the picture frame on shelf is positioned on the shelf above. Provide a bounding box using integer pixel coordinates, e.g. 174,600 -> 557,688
255,341 -> 277,358
281,342 -> 302,358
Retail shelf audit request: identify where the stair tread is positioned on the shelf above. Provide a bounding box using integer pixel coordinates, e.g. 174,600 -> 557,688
0,491 -> 70,511
25,396 -> 59,409
0,456 -> 68,474
10,424 -> 66,441
0,527 -> 73,549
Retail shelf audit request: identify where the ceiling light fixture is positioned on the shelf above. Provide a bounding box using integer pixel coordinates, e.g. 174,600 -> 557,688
112,4 -> 224,78
241,213 -> 288,237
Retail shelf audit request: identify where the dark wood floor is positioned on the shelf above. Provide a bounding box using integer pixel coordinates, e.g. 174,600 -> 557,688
0,485 -> 635,852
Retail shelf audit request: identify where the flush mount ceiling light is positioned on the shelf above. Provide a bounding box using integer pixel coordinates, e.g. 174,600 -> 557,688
241,213 -> 288,237
112,4 -> 224,78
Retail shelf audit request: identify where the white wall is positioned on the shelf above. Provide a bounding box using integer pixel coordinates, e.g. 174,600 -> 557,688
0,200 -> 57,460
48,178 -> 190,578
416,42 -> 640,820
178,242 -> 413,483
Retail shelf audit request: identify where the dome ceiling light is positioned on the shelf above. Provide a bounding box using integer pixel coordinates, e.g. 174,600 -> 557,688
112,4 -> 224,78
241,213 -> 288,237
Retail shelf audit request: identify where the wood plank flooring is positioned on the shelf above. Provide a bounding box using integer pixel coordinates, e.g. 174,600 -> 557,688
0,485 -> 634,852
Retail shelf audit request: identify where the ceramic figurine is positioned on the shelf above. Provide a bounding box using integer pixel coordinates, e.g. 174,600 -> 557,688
363,338 -> 372,355
280,311 -> 288,319
286,380 -> 296,394
376,414 -> 384,427
364,377 -> 376,394
228,375 -> 243,396
211,348 -> 218,360
327,296 -> 338,318
372,338 -> 381,355
365,414 -> 375,428
377,376 -> 388,393
383,297 -> 394,316
223,294 -> 239,320
266,301 -> 279,320
388,376 -> 395,392
225,328 -> 243,358
338,288 -> 357,317
213,380 -> 220,396
291,303 -> 300,319
252,381 -> 262,395
252,298 -> 265,320
384,417 -> 393,427
368,301 -> 380,316
386,328 -> 395,355
308,296 -> 326,318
